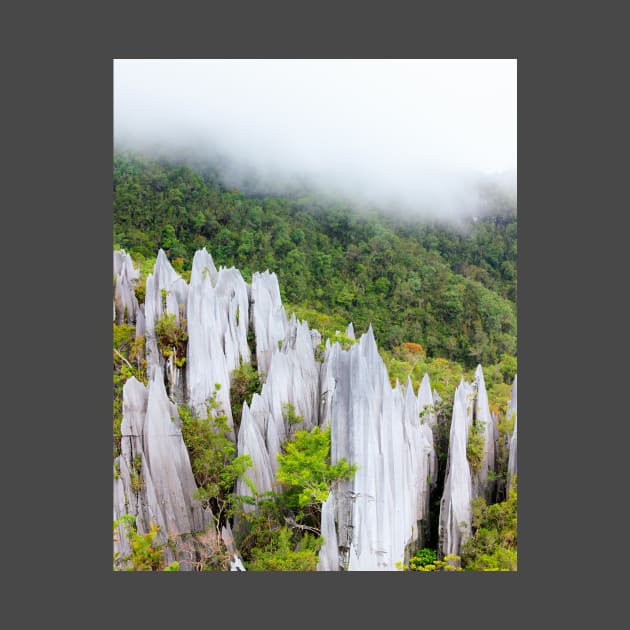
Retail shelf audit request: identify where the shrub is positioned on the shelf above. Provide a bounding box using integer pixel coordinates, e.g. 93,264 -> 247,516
276,426 -> 357,511
178,388 -> 253,527
466,420 -> 486,474
154,312 -> 188,364
230,363 -> 262,430
113,514 -> 179,571
246,526 -> 323,571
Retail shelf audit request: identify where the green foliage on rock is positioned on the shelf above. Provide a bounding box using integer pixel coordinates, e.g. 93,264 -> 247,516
230,362 -> 262,431
113,323 -> 146,458
113,514 -> 179,572
154,311 -> 188,367
466,420 -> 486,474
178,387 -> 252,527
233,424 -> 357,571
276,426 -> 357,510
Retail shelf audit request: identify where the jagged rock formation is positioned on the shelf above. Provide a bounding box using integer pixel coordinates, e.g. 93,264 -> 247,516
250,270 -> 288,374
114,247 -> 515,571
472,365 -> 497,502
186,248 -> 250,426
235,397 -> 276,508
403,377 -> 438,548
235,314 -> 321,508
221,522 -> 247,571
418,372 -> 437,429
438,367 -> 508,558
113,370 -> 211,567
438,378 -> 474,558
507,374 -> 517,492
317,327 -> 437,570
316,493 -> 339,571
144,250 -> 189,401
113,249 -> 140,325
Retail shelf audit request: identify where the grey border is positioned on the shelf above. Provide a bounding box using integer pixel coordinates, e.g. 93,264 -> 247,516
13,0 -> 613,622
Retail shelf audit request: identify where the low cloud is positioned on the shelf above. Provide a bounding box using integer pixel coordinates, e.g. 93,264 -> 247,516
114,59 -> 516,219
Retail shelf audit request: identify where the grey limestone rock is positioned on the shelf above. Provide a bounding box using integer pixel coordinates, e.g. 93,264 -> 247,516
113,372 -> 211,565
235,398 -> 276,509
113,249 -> 141,326
236,314 -> 322,484
144,250 -> 189,400
317,493 -> 340,571
472,365 -> 497,502
418,372 -> 437,429
186,249 -> 250,426
438,378 -> 474,558
507,374 -> 517,492
250,270 -> 288,375
317,327 -> 436,571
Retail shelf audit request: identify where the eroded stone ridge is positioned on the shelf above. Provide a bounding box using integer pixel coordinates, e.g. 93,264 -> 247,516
317,327 -> 436,570
507,374 -> 517,492
113,372 -> 210,565
113,249 -> 140,325
439,379 -> 474,558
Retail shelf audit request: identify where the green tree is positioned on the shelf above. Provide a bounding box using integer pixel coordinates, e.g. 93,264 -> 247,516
276,426 -> 357,513
113,514 -> 179,572
178,387 -> 253,528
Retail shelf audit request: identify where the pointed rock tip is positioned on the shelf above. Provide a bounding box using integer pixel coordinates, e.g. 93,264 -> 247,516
358,324 -> 378,353
365,323 -> 376,342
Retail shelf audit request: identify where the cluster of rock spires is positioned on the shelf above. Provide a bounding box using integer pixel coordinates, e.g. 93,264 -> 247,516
113,248 -> 517,571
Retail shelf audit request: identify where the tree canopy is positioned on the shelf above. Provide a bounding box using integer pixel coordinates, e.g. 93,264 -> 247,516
114,151 -> 517,368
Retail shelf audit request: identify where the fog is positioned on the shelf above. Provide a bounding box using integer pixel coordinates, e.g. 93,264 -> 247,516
114,59 -> 516,218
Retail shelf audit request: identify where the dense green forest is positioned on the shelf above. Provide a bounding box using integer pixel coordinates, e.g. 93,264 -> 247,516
113,152 -> 516,369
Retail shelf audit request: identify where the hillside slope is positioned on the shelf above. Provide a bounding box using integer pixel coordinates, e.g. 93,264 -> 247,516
114,152 -> 516,368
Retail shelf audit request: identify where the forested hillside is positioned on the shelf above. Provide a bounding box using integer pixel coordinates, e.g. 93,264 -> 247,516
114,152 -> 516,368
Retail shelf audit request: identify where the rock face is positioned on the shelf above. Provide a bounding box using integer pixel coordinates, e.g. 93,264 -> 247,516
144,250 -> 189,401
438,368 -> 506,558
113,371 -> 211,566
506,375 -> 518,492
418,372 -> 437,429
317,327 -> 436,571
186,249 -> 250,426
263,315 -> 321,450
250,270 -> 288,375
403,377 -> 438,550
317,493 -> 339,571
235,314 -> 321,506
472,365 -> 497,502
438,379 -> 474,558
235,397 -> 276,509
113,249 -> 140,325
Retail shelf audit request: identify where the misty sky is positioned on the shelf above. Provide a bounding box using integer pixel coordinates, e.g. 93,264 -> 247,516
114,59 -> 516,217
